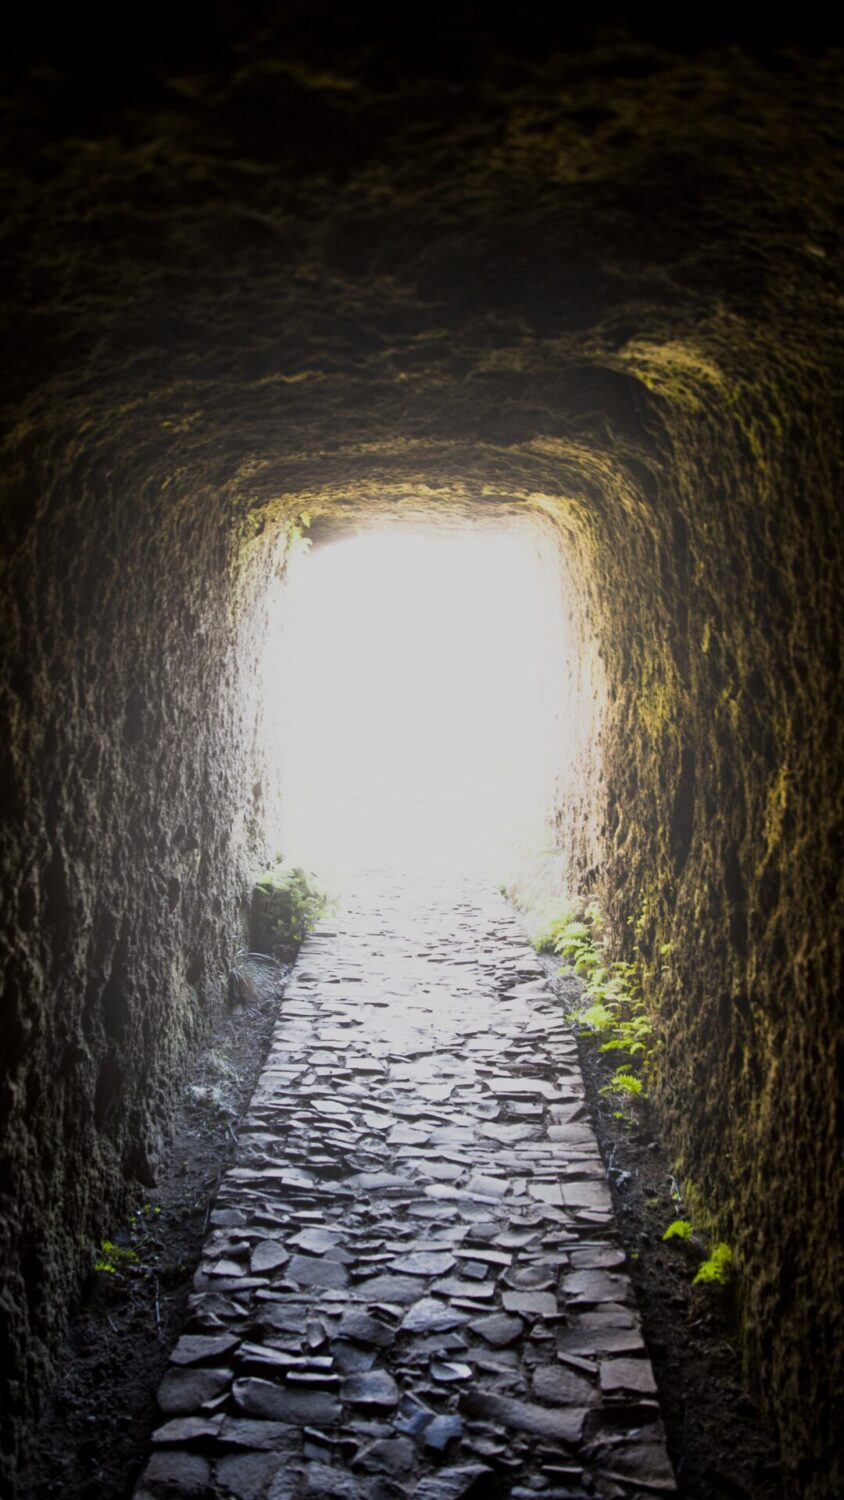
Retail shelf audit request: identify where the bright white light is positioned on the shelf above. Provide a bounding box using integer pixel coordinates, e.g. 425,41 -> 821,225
267,526 -> 566,880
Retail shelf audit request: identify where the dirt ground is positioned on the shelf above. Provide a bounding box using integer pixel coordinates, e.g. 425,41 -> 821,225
16,939 -> 784,1500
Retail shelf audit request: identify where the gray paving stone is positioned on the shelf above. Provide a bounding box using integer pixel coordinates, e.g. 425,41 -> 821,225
156,1366 -> 232,1415
461,1389 -> 588,1443
557,1325 -> 645,1357
595,1438 -> 677,1492
430,1360 -> 473,1383
504,1264 -> 556,1290
168,1333 -> 240,1366
389,1251 -> 456,1277
218,1417 -> 300,1450
232,1376 -> 343,1425
343,1369 -> 400,1409
561,1269 -> 631,1303
216,1451 -> 286,1500
430,1278 -> 494,1301
353,1435 -> 417,1475
531,1363 -> 598,1405
139,1451 -> 212,1495
338,1311 -> 397,1348
288,1253 -> 349,1289
251,1240 -> 291,1274
133,875 -> 672,1500
151,1415 -> 224,1445
411,1467 -> 494,1499
501,1291 -> 558,1318
256,1303 -> 310,1336
466,1312 -> 524,1347
400,1300 -> 470,1334
422,1413 -> 464,1457
300,1464 -> 369,1497
600,1356 -> 658,1394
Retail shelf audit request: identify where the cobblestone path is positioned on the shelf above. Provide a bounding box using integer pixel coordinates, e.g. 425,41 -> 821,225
135,877 -> 675,1500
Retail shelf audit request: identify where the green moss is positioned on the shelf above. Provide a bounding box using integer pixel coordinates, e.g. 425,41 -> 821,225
662,1218 -> 694,1242
693,1243 -> 734,1286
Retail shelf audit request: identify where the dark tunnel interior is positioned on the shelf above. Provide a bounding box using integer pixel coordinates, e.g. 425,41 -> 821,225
0,4 -> 842,1497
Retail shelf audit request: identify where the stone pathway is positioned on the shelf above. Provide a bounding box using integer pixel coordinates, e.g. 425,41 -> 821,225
135,876 -> 675,1500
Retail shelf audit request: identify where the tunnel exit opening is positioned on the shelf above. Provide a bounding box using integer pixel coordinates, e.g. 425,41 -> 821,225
260,518 -> 574,884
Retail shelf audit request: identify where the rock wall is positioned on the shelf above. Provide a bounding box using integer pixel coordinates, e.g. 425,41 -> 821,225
1,8 -> 842,1495
587,380 -> 844,1495
0,436 -> 289,1485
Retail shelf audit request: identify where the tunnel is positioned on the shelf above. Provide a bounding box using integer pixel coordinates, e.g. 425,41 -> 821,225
0,4 -> 842,1498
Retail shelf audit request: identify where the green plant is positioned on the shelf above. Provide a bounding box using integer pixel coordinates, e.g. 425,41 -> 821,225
95,1240 -> 139,1275
662,1219 -> 694,1242
601,1069 -> 643,1097
94,1203 -> 162,1281
541,900 -> 658,1100
693,1243 -> 734,1286
249,863 -> 327,956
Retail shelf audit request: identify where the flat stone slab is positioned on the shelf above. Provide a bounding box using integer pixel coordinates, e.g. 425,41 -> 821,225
352,1272 -> 420,1304
337,1310 -> 397,1348
467,1312 -> 524,1347
168,1334 -> 240,1366
157,1367 -> 232,1415
343,1369 -> 400,1409
250,1240 -> 291,1274
134,874 -> 673,1498
531,1363 -> 598,1405
389,1250 -> 456,1276
287,1253 -> 349,1289
232,1376 -> 342,1425
501,1290 -> 558,1318
401,1299 -> 470,1334
600,1356 -> 659,1394
461,1389 -> 589,1443
413,1467 -> 494,1499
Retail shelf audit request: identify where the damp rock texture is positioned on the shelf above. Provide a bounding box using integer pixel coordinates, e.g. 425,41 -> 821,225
0,457 -> 291,1472
135,879 -> 675,1500
1,8 -> 842,1496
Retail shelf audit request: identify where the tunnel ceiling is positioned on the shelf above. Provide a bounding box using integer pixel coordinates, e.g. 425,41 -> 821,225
2,6 -> 843,1498
3,5 -> 841,512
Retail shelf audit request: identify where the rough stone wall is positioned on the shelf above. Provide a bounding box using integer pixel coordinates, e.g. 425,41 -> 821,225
0,433 -> 288,1485
585,379 -> 844,1494
2,8 -> 842,1495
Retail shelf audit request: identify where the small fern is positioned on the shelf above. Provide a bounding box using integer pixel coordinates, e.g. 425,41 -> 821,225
532,896 -> 662,1104
601,1069 -> 643,1097
580,1002 -> 614,1031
